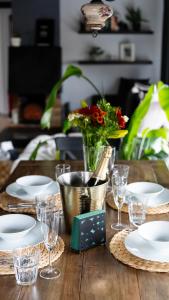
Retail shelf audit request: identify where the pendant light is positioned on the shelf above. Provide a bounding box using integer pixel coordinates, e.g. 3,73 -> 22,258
81,0 -> 114,37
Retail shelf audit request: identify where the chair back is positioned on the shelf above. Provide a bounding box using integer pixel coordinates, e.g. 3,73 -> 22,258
55,136 -> 83,160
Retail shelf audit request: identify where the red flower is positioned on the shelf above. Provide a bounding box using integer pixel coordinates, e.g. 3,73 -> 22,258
116,107 -> 126,129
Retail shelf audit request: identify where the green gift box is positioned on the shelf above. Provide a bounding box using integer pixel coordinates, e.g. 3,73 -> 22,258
70,210 -> 106,251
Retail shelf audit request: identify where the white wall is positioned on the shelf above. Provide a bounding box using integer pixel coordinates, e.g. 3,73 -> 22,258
60,0 -> 164,110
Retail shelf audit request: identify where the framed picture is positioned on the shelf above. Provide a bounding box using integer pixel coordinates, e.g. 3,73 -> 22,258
120,43 -> 135,62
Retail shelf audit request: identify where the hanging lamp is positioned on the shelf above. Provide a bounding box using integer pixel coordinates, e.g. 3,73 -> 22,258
81,0 -> 114,36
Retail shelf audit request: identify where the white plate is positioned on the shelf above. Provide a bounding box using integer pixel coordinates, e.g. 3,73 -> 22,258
126,187 -> 169,208
6,181 -> 59,201
125,229 -> 169,262
0,221 -> 43,251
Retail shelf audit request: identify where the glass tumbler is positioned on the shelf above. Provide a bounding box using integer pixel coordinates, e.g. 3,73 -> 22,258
128,196 -> 146,228
35,194 -> 57,222
55,164 -> 71,180
13,247 -> 40,286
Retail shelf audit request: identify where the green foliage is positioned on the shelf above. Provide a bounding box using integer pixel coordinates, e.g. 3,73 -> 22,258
125,5 -> 148,30
40,64 -> 102,129
29,141 -> 47,160
121,82 -> 169,160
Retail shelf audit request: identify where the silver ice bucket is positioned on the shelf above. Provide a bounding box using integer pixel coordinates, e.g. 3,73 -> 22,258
57,171 -> 108,233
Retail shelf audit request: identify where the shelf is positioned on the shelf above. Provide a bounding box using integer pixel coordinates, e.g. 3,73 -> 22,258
78,60 -> 153,65
78,30 -> 154,35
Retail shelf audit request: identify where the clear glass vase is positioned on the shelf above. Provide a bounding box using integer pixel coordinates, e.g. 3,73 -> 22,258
83,144 -> 106,172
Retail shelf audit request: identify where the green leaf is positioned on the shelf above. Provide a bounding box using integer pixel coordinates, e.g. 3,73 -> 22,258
143,128 -> 169,140
40,65 -> 83,129
63,119 -> 71,133
158,82 -> 169,121
81,100 -> 88,108
121,84 -> 154,159
29,141 -> 47,160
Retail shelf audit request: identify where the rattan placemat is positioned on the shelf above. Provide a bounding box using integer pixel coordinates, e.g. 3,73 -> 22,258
0,192 -> 62,214
0,236 -> 64,275
109,230 -> 169,272
106,193 -> 169,215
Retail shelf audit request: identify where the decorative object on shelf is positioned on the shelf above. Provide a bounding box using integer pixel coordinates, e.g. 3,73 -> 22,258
11,33 -> 21,47
70,210 -> 106,252
120,42 -> 135,62
88,46 -> 105,61
65,99 -> 128,171
35,18 -> 55,46
81,0 -> 114,37
125,5 -> 148,32
110,10 -> 120,32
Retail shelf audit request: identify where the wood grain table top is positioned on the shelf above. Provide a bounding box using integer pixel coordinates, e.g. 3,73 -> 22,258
1,160 -> 169,300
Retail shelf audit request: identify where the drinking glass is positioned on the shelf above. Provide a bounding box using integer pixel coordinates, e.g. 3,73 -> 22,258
128,196 -> 146,228
111,164 -> 129,230
107,147 -> 116,192
55,164 -> 71,180
35,194 -> 57,222
13,247 -> 40,286
40,209 -> 60,280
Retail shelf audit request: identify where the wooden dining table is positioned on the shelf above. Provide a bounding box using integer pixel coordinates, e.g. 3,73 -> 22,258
1,159 -> 169,300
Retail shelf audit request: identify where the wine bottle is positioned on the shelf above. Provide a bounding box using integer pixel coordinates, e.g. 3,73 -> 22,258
86,146 -> 112,187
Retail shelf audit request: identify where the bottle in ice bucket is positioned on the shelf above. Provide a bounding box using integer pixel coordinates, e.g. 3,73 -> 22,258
86,146 -> 112,187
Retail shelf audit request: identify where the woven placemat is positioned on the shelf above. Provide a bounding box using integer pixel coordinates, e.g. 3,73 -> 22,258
0,192 -> 62,214
109,230 -> 169,272
106,193 -> 169,215
0,236 -> 64,275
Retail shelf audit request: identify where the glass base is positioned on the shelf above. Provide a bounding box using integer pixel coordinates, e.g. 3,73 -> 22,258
111,223 -> 128,231
40,267 -> 60,280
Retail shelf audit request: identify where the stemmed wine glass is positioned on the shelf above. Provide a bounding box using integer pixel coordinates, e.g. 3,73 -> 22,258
111,164 -> 129,230
40,209 -> 60,280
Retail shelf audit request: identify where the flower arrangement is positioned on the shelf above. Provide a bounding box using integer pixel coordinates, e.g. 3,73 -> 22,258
65,99 -> 128,147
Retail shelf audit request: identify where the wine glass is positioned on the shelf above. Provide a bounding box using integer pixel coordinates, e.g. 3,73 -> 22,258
107,147 -> 116,192
111,164 -> 129,230
40,209 -> 60,280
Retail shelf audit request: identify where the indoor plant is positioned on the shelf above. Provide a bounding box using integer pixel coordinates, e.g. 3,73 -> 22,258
39,65 -> 128,169
125,5 -> 148,32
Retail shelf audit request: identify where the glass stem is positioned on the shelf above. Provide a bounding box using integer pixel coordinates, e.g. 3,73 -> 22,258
49,250 -> 52,270
118,207 -> 121,225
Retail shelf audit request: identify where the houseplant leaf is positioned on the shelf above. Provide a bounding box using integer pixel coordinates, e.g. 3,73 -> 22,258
40,64 -> 102,129
158,82 -> 169,121
41,65 -> 82,129
121,83 -> 154,159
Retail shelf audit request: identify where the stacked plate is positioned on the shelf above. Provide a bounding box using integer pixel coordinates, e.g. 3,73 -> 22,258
125,221 -> 169,262
0,214 -> 44,251
3,175 -> 60,251
126,181 -> 169,208
6,175 -> 59,201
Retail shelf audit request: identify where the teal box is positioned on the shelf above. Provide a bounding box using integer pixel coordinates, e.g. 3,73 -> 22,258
70,210 -> 106,251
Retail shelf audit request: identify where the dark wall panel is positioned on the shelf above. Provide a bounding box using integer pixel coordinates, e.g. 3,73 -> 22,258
161,0 -> 169,83
12,0 -> 60,46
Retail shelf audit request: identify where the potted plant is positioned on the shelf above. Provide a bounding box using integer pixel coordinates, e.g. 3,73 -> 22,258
125,5 -> 148,32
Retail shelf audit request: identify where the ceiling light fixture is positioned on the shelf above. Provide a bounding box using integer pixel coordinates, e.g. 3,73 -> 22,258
81,0 -> 114,37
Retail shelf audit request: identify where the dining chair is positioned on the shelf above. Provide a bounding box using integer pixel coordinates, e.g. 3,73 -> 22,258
55,136 -> 83,160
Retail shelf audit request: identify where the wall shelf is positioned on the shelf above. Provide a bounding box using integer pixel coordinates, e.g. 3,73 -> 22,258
78,30 -> 154,35
77,60 -> 153,65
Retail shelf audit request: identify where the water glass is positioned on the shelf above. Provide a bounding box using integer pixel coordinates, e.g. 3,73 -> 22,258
107,147 -> 116,192
13,247 -> 40,286
55,164 -> 71,180
111,164 -> 129,231
40,209 -> 60,280
128,196 -> 146,228
35,194 -> 57,221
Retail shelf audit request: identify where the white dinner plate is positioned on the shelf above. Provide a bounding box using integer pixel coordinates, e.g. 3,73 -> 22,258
0,221 -> 43,251
126,187 -> 169,208
6,181 -> 59,201
125,229 -> 169,262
